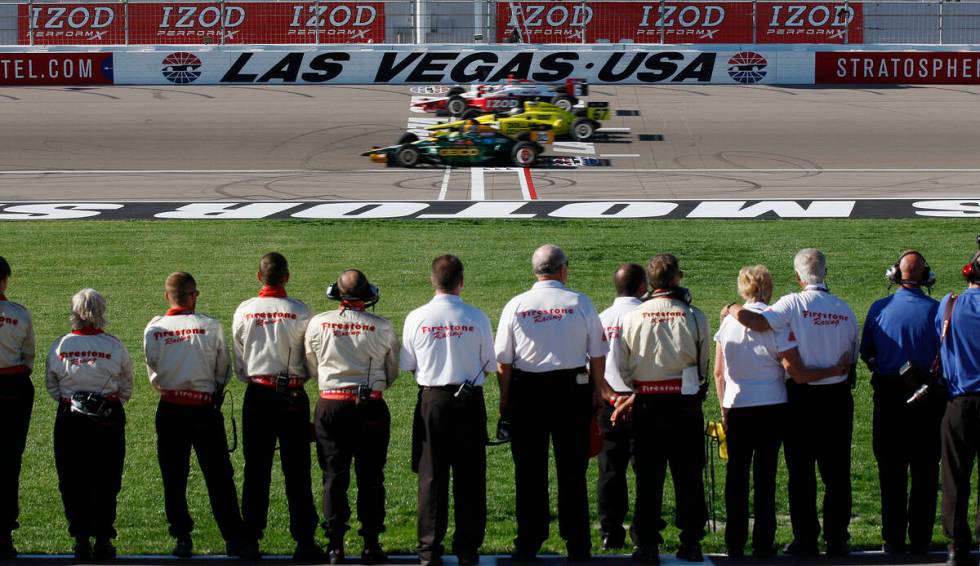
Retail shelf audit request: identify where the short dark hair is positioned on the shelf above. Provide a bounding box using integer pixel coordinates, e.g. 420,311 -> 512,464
431,255 -> 464,292
647,254 -> 681,289
0,256 -> 9,281
165,272 -> 197,304
260,252 -> 289,287
614,263 -> 646,297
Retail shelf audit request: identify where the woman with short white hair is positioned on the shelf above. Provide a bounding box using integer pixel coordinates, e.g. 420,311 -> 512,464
45,288 -> 133,561
714,266 -> 847,559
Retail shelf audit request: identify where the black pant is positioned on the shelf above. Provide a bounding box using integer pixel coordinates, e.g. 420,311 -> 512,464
415,386 -> 487,560
314,396 -> 390,541
0,373 -> 33,537
724,403 -> 787,553
508,368 -> 593,555
53,401 -> 125,540
156,400 -> 245,542
597,398 -> 634,541
241,384 -> 318,543
784,381 -> 853,546
941,395 -> 980,549
873,377 -> 943,548
631,394 -> 707,548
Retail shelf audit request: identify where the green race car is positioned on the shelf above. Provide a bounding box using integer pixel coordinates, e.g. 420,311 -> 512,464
362,127 -> 552,168
426,100 -> 611,142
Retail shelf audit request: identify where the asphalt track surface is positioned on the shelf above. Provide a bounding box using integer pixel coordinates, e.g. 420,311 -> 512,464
6,552 -> 960,566
2,84 -> 980,201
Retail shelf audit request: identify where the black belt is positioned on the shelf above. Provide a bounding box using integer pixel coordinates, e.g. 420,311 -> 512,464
512,366 -> 587,380
420,384 -> 483,392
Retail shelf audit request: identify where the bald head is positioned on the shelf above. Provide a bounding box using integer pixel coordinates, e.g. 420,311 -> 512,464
532,244 -> 568,280
614,263 -> 647,298
899,251 -> 927,285
338,269 -> 372,300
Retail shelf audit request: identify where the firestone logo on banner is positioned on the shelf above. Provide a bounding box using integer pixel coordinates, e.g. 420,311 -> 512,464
19,2 -> 385,45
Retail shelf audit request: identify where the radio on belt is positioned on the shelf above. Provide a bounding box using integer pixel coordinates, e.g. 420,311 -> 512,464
275,371 -> 291,394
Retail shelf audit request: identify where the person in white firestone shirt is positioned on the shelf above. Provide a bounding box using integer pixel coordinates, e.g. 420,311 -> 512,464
722,249 -> 859,558
495,244 -> 613,563
144,272 -> 256,560
46,288 -> 133,561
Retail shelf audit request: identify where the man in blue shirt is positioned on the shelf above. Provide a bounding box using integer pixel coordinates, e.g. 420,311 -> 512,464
860,251 -> 941,555
939,247 -> 980,566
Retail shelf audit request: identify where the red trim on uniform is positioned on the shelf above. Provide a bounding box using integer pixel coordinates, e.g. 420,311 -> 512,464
249,375 -> 305,390
0,294 -> 6,301
340,300 -> 366,311
160,389 -> 213,406
166,307 -> 195,316
258,286 -> 287,298
523,168 -> 538,200
0,365 -> 29,376
635,379 -> 683,395
71,327 -> 104,336
319,388 -> 383,402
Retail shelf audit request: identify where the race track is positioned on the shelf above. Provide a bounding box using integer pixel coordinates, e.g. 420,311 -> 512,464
2,84 -> 979,201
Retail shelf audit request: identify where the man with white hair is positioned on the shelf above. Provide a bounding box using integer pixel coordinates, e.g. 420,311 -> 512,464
724,248 -> 859,557
0,257 -> 34,560
495,244 -> 613,562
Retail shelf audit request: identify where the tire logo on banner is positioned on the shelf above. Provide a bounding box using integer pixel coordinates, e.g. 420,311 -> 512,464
727,51 -> 767,84
161,51 -> 202,84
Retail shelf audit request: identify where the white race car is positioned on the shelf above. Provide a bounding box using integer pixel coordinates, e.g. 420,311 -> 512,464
413,78 -> 589,116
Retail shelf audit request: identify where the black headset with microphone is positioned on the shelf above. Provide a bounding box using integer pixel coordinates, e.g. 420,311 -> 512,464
326,271 -> 380,307
885,250 -> 936,289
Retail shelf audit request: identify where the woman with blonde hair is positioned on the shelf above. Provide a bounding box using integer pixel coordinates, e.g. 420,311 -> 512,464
715,266 -> 848,558
45,289 -> 133,560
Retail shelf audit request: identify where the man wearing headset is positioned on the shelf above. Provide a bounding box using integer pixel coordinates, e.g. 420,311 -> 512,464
938,242 -> 980,566
0,257 -> 34,560
232,252 -> 321,560
615,254 -> 709,563
860,251 -> 941,555
305,269 -> 399,565
723,248 -> 859,557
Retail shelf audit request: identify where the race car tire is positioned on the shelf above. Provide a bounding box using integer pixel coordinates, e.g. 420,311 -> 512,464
398,132 -> 420,144
448,86 -> 465,96
395,144 -> 421,168
462,108 -> 483,120
570,118 -> 596,141
447,96 -> 468,116
552,95 -> 576,111
511,141 -> 539,167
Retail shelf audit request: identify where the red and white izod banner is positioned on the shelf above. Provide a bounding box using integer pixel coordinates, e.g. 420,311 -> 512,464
495,1 -> 862,44
20,2 -> 385,45
757,3 -> 863,43
816,52 -> 980,84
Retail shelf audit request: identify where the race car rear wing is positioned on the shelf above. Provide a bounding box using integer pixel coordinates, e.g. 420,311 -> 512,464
565,78 -> 588,97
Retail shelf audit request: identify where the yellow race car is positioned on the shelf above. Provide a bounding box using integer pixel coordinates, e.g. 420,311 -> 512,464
426,100 -> 610,142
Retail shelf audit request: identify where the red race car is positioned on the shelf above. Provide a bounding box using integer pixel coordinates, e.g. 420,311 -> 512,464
413,78 -> 588,116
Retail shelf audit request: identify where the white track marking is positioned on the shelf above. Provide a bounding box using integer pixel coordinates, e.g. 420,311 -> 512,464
552,141 -> 596,155
406,117 -> 444,136
438,168 -> 451,200
600,154 -> 641,158
470,168 -> 485,201
517,168 -> 531,200
597,127 -> 632,133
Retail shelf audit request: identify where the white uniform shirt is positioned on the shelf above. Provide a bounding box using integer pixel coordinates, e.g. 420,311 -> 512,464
762,284 -> 859,386
401,294 -> 495,386
304,308 -> 399,391
144,308 -> 231,394
714,301 -> 791,408
45,330 -> 134,402
599,296 -> 642,393
495,280 -> 608,372
0,294 -> 35,373
232,288 -> 311,382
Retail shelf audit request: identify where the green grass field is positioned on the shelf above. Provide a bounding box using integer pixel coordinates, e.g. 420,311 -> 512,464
2,218 -> 976,556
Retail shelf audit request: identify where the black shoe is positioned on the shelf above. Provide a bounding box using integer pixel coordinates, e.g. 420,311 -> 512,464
74,538 -> 93,560
327,541 -> 345,565
510,548 -> 538,563
173,538 -> 193,559
882,541 -> 906,555
783,539 -> 819,557
675,543 -> 703,562
630,546 -> 660,565
727,547 -> 745,559
0,535 -> 16,560
825,541 -> 850,557
227,540 -> 261,561
602,534 -> 627,551
751,546 -> 777,559
457,554 -> 479,566
947,545 -> 979,566
909,542 -> 931,555
93,538 -> 117,561
361,541 -> 388,565
566,547 -> 591,562
293,541 -> 326,562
